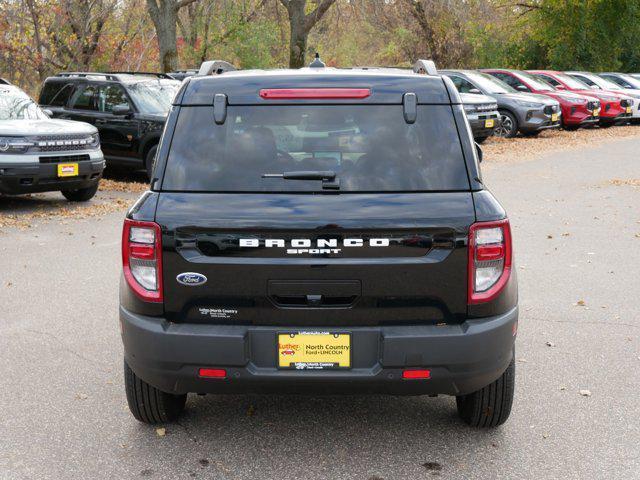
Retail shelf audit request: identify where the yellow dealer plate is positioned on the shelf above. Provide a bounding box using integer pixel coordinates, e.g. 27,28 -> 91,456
626,106 -> 632,114
551,113 -> 559,122
484,119 -> 495,128
278,332 -> 351,369
593,108 -> 600,117
57,163 -> 78,177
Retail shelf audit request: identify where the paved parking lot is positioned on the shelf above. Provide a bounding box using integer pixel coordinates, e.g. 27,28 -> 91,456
1,138 -> 639,479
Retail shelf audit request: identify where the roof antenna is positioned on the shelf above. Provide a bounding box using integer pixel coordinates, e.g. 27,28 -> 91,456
309,53 -> 325,68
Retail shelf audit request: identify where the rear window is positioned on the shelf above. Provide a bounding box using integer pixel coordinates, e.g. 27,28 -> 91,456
162,105 -> 470,192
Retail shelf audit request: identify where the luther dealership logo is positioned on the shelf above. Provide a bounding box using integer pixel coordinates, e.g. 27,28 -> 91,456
239,238 -> 390,255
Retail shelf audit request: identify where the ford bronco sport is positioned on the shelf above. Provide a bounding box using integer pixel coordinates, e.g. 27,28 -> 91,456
0,83 -> 104,200
39,72 -> 180,177
120,59 -> 518,428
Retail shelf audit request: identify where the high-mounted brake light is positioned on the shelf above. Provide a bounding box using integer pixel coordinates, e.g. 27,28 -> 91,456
122,219 -> 163,302
259,88 -> 371,100
468,219 -> 512,304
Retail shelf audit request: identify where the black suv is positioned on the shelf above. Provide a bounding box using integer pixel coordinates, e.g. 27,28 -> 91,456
39,72 -> 181,177
120,59 -> 518,428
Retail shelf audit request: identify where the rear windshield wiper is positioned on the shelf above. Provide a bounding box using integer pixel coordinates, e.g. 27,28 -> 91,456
262,171 -> 340,189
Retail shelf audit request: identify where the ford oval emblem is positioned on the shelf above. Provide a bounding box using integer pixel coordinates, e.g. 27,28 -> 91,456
176,272 -> 207,286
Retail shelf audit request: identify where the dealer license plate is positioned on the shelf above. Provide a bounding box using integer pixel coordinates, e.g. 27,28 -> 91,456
593,108 -> 600,117
626,106 -> 632,114
551,113 -> 559,122
277,332 -> 351,369
57,163 -> 78,177
484,119 -> 495,128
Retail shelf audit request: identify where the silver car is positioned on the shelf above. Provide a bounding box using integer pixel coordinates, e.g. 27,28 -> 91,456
458,92 -> 499,143
443,70 -> 561,138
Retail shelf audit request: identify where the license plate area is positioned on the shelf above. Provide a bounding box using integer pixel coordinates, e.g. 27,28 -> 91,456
57,163 -> 78,177
277,331 -> 351,370
551,113 -> 559,122
484,119 -> 494,128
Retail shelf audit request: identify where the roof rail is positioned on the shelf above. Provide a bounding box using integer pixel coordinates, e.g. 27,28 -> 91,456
56,72 -> 121,81
106,71 -> 174,79
197,60 -> 237,76
413,59 -> 438,76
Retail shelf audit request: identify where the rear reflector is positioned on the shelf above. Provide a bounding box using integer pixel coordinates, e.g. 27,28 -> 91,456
259,88 -> 371,100
402,369 -> 431,379
198,368 -> 227,379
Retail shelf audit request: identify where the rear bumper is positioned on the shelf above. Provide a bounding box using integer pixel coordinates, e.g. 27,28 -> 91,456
0,156 -> 104,195
121,306 -> 518,396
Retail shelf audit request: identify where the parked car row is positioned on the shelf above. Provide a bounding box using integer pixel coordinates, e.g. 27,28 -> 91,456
1,64 -> 639,202
446,68 -> 637,140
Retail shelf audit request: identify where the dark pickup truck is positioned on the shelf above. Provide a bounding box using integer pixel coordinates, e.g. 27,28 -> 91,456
120,59 -> 518,428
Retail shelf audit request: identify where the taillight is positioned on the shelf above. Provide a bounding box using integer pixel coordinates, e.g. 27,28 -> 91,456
122,219 -> 163,302
468,219 -> 512,304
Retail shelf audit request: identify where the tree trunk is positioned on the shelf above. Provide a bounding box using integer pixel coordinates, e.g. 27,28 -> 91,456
146,0 -> 199,72
280,0 -> 336,69
288,1 -> 307,68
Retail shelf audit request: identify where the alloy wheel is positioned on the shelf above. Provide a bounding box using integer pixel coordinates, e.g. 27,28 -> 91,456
495,114 -> 514,137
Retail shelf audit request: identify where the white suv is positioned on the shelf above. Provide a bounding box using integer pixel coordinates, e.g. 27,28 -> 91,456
0,83 -> 104,201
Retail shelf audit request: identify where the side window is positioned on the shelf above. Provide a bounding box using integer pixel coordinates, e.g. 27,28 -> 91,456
498,73 -> 526,91
537,74 -> 560,87
70,85 -> 98,111
574,75 -> 597,88
450,75 -> 478,94
38,81 -> 70,107
603,75 -> 629,88
98,85 -> 130,113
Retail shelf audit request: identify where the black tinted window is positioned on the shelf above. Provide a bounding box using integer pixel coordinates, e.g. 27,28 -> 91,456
98,85 -> 130,112
70,85 -> 98,111
162,105 -> 470,192
40,82 -> 74,106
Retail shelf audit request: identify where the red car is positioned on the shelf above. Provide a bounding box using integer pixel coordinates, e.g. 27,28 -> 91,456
527,70 -> 633,127
482,69 -> 600,129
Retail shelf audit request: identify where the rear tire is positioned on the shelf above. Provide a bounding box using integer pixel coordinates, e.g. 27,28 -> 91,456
456,357 -> 515,428
145,144 -> 158,180
494,110 -> 518,138
61,182 -> 99,202
124,361 -> 187,424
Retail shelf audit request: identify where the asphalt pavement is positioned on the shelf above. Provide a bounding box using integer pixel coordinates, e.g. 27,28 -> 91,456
1,138 -> 639,479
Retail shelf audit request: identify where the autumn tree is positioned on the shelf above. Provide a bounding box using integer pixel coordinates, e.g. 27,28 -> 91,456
146,0 -> 200,72
278,0 -> 336,68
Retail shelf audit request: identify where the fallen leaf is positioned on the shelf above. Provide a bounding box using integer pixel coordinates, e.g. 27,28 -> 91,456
574,300 -> 586,307
75,393 -> 88,400
545,341 -> 555,347
579,389 -> 592,397
547,234 -> 553,239
156,427 -> 166,437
